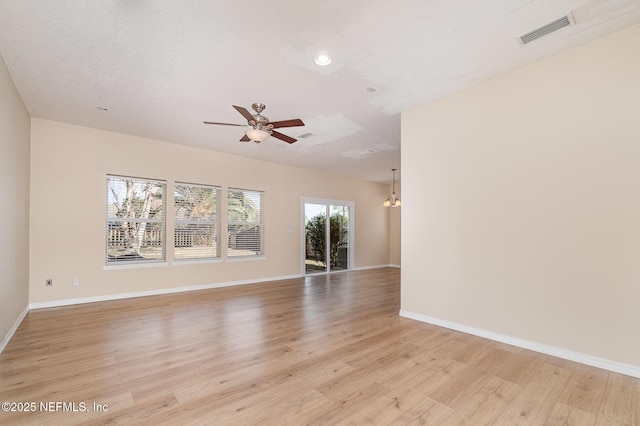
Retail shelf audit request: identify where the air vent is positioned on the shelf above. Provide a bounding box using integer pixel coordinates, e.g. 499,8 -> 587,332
342,148 -> 378,159
519,14 -> 573,44
375,143 -> 399,151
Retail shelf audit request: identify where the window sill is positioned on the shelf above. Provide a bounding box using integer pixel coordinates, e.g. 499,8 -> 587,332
227,256 -> 267,263
173,258 -> 223,266
104,261 -> 168,270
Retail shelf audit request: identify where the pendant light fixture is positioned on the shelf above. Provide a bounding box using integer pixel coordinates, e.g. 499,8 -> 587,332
383,168 -> 401,207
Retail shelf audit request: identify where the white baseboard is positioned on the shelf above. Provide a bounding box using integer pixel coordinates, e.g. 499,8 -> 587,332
353,264 -> 398,271
0,305 -> 29,354
399,309 -> 640,379
30,273 -> 303,310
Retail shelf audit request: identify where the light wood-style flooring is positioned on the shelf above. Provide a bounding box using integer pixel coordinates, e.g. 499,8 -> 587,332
1,268 -> 638,425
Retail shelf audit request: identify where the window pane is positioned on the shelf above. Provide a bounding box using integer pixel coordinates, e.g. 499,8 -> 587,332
228,189 -> 262,223
227,224 -> 262,256
174,183 -> 219,261
106,176 -> 165,265
107,177 -> 164,220
227,189 -> 263,257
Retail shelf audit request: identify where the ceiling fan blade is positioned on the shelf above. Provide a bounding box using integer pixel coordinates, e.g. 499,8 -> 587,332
270,119 -> 305,129
239,134 -> 251,142
233,105 -> 255,123
203,121 -> 245,127
271,130 -> 297,144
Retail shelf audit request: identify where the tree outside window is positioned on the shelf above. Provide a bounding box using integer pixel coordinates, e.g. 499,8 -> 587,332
106,175 -> 165,264
174,183 -> 219,260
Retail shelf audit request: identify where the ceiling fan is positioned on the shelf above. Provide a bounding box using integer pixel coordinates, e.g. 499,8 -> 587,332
203,103 -> 304,144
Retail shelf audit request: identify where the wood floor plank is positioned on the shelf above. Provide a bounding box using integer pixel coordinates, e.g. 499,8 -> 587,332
1,268 -> 639,424
595,372 -> 638,426
546,402 -> 597,426
340,385 -> 439,425
390,396 -> 455,425
558,363 -> 610,415
492,362 -> 573,425
436,376 -> 522,425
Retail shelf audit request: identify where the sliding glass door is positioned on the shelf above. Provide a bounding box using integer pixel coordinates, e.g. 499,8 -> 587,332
303,199 -> 352,274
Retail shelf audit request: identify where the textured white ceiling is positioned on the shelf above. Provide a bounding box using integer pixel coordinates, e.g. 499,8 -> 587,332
1,0 -> 639,183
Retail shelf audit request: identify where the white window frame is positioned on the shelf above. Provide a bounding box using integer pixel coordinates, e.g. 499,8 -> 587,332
227,188 -> 264,259
174,182 -> 220,262
105,175 -> 166,266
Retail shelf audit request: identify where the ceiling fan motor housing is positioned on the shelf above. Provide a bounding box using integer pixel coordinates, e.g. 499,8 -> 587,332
252,115 -> 271,129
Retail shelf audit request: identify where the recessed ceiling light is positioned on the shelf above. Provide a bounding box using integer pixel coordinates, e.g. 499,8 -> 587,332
314,53 -> 332,66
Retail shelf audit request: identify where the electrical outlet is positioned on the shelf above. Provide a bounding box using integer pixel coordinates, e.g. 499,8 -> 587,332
46,279 -> 52,286
73,276 -> 79,286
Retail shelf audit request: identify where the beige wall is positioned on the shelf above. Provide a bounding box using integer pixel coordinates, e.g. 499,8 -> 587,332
0,53 -> 30,343
401,24 -> 640,367
389,182 -> 401,266
29,119 -> 391,303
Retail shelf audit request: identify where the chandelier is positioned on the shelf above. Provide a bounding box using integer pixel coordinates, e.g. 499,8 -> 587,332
383,168 -> 401,207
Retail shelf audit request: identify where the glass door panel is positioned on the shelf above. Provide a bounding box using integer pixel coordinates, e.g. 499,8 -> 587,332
305,203 -> 327,273
304,201 -> 351,274
329,205 -> 349,271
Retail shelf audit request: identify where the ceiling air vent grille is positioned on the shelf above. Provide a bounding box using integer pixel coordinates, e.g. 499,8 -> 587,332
520,14 -> 573,44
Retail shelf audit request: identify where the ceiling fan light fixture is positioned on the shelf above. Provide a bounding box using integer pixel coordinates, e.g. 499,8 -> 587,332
314,53 -> 332,66
246,127 -> 270,143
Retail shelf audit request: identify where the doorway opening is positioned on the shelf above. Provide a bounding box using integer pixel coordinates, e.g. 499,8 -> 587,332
303,199 -> 353,274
